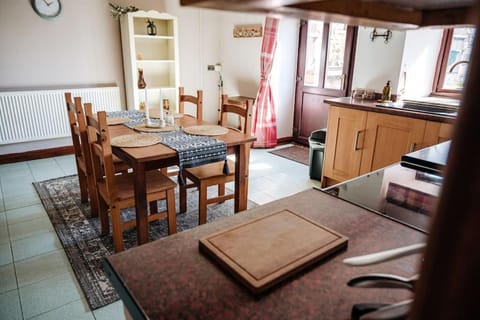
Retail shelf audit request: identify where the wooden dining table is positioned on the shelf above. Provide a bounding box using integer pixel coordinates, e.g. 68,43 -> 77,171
107,115 -> 256,246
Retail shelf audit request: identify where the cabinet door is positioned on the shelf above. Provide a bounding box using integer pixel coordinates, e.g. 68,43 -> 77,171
422,121 -> 454,148
323,106 -> 367,183
360,113 -> 426,174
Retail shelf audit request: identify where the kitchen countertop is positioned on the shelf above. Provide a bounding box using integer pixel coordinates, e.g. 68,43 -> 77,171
401,140 -> 450,175
324,97 -> 456,123
323,163 -> 441,233
104,188 -> 425,319
323,141 -> 448,233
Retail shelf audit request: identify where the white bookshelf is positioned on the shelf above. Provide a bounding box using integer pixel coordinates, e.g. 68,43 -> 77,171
120,10 -> 179,111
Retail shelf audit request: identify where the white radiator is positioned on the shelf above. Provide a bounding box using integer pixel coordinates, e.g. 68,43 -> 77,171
0,87 -> 122,145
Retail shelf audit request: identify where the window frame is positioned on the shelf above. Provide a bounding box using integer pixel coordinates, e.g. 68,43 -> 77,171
432,28 -> 473,98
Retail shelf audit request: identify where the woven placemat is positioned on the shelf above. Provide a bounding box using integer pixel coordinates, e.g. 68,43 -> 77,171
106,117 -> 130,126
183,125 -> 229,136
134,124 -> 176,133
111,134 -> 160,148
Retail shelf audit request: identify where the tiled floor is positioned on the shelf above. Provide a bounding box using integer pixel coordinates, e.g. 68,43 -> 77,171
0,145 -> 321,319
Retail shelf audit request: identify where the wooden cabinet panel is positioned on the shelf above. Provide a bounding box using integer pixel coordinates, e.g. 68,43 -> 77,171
360,113 -> 426,174
422,121 -> 454,148
322,105 -> 453,187
323,107 -> 367,182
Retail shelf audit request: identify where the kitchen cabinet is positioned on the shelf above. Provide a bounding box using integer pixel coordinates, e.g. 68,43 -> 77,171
120,10 -> 179,111
323,106 -> 367,184
322,106 -> 452,187
360,112 -> 426,174
422,121 -> 453,147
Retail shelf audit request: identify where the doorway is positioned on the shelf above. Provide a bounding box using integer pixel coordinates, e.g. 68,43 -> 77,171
293,20 -> 357,145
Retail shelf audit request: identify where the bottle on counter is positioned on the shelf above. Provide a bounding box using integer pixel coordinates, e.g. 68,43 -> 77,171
382,81 -> 391,101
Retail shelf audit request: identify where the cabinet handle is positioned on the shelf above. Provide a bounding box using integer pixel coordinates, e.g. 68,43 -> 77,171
354,130 -> 364,151
410,143 -> 417,152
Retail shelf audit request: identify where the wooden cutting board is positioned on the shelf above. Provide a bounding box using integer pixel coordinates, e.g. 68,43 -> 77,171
199,209 -> 348,294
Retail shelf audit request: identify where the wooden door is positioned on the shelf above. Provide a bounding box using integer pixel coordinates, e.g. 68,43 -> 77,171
360,113 -> 426,174
293,20 -> 357,145
323,106 -> 367,185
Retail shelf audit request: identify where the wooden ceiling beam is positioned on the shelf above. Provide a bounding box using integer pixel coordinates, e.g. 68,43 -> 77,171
180,0 -> 475,29
421,7 -> 477,27
283,0 -> 422,26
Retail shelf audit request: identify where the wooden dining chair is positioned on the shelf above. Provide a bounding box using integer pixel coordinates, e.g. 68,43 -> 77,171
179,94 -> 253,225
179,86 -> 203,121
65,93 -> 100,216
86,111 -> 177,252
65,92 -> 131,217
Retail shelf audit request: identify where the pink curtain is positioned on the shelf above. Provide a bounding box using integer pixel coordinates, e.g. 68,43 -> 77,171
252,17 -> 279,148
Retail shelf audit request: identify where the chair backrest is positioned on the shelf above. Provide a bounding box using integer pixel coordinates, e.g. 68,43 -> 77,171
178,86 -> 203,121
220,94 -> 253,135
86,109 -> 117,201
65,93 -> 93,167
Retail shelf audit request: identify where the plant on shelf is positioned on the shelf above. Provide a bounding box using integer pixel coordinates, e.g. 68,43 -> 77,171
108,3 -> 139,19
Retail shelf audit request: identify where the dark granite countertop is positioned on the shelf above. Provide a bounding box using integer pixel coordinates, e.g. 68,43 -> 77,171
401,140 -> 450,175
324,97 -> 456,124
105,189 -> 425,320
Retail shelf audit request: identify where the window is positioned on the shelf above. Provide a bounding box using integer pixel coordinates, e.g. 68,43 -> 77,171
433,27 -> 476,96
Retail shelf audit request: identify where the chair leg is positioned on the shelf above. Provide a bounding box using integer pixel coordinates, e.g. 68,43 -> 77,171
180,184 -> 187,213
110,206 -> 125,253
99,197 -> 110,236
87,176 -> 99,217
218,183 -> 226,203
198,183 -> 208,225
78,171 -> 89,203
166,188 -> 177,234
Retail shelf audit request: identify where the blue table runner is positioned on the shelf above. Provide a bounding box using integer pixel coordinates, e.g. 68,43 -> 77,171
107,111 -> 229,185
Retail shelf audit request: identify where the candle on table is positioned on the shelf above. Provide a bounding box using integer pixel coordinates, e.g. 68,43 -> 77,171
159,89 -> 164,121
145,88 -> 149,119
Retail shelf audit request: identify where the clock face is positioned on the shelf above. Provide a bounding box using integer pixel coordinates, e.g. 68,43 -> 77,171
31,0 -> 62,19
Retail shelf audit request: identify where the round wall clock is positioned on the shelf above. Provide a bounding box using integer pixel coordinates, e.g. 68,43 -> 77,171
31,0 -> 62,19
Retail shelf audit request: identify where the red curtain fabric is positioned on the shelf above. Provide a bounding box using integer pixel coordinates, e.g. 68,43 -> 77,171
252,17 -> 279,148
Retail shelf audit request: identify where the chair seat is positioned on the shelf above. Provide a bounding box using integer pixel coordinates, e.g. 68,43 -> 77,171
98,170 -> 176,202
184,159 -> 235,180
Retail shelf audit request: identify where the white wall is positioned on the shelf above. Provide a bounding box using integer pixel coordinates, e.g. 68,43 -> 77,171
400,28 -> 443,98
218,13 -> 299,138
352,27 -> 406,94
0,0 -> 125,98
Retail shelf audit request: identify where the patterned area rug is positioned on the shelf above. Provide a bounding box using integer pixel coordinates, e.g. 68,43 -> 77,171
33,175 -> 257,310
268,144 -> 310,166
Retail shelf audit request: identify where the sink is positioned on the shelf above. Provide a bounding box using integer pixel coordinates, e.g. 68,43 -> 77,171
375,101 -> 458,117
401,103 -> 458,116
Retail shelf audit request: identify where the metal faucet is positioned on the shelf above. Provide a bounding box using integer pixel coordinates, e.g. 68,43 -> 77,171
449,60 -> 469,72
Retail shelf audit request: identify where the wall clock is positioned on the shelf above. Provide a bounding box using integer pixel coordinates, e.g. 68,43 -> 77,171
31,0 -> 62,19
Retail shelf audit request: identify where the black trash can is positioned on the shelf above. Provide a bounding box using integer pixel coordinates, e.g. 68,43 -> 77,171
309,128 -> 327,180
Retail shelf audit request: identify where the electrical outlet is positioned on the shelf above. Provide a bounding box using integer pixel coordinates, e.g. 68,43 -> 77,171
207,65 -> 215,71
214,64 -> 222,72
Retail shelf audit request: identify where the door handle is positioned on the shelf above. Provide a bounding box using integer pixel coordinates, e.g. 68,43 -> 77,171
354,130 -> 365,151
